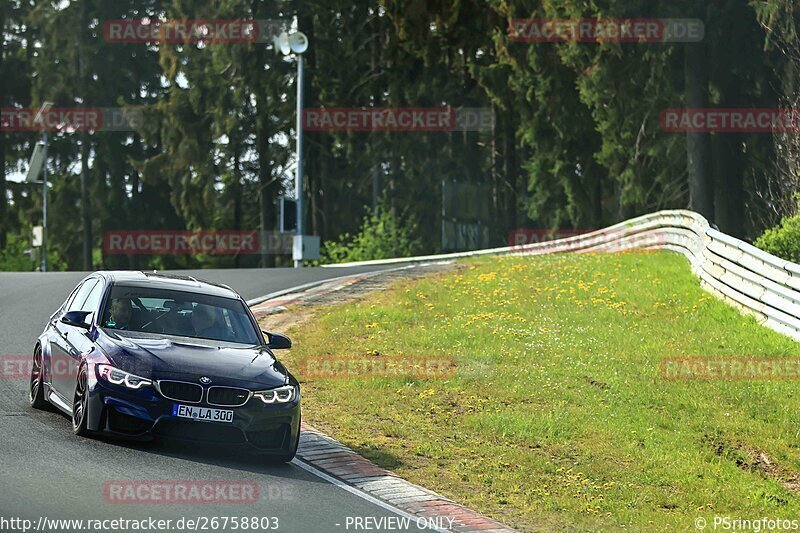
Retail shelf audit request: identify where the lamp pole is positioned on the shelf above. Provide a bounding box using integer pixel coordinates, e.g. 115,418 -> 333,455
294,53 -> 304,268
274,30 -> 309,268
42,130 -> 48,272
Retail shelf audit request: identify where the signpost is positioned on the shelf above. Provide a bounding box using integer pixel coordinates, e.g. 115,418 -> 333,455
25,102 -> 53,271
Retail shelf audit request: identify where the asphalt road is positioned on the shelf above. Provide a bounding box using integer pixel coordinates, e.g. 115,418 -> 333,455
0,265 -> 432,533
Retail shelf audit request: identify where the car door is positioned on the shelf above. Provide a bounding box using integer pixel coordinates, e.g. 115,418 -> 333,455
51,278 -> 99,399
45,283 -> 80,397
66,279 -> 106,398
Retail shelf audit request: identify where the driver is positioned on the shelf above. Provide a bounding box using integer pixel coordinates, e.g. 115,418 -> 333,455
106,298 -> 133,330
191,304 -> 227,339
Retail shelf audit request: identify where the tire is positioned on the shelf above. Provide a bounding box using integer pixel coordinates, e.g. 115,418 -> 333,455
72,364 -> 92,437
29,345 -> 50,410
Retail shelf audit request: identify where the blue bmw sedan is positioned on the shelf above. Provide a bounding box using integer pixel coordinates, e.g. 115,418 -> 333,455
29,271 -> 301,462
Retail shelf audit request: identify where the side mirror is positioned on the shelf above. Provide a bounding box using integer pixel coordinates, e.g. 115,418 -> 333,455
263,331 -> 292,350
62,310 -> 92,330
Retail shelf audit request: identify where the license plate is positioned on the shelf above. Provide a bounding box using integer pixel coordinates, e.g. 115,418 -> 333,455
173,404 -> 234,423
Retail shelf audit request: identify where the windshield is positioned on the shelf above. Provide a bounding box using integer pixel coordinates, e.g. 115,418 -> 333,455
100,285 -> 261,345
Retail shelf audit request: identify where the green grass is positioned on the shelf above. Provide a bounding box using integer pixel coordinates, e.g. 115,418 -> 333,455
275,251 -> 800,531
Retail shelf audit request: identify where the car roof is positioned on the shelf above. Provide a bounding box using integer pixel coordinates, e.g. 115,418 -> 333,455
93,271 -> 240,299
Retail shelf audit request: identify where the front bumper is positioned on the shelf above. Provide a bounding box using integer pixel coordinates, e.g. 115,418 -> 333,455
86,377 -> 300,455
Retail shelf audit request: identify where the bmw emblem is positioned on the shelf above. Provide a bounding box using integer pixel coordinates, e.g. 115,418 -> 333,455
199,376 -> 212,384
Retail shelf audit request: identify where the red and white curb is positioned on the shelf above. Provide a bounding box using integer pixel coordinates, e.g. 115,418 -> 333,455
247,262 -> 454,314
296,424 -> 515,533
250,273 -> 371,315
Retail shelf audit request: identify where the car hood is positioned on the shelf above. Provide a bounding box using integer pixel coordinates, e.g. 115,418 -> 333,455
96,330 -> 290,389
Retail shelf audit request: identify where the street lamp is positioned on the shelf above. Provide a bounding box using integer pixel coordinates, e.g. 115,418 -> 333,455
24,101 -> 53,272
274,31 -> 310,267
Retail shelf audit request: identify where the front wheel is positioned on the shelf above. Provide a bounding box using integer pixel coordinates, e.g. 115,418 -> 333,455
29,346 -> 49,410
72,365 -> 92,437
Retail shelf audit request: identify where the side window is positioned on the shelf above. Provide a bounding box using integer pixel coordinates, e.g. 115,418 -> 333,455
80,281 -> 104,321
67,279 -> 98,312
62,285 -> 81,311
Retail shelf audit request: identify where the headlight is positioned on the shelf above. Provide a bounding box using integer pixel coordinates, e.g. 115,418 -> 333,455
97,364 -> 152,389
254,385 -> 296,404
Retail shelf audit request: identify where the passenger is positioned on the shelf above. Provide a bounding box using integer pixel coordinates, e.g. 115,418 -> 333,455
191,304 -> 228,340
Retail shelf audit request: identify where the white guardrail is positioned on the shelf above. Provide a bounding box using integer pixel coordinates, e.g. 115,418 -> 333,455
324,209 -> 800,342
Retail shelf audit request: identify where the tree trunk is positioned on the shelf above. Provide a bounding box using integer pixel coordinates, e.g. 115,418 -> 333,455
319,138 -> 330,241
711,0 -> 747,237
79,0 -> 92,269
589,161 -> 603,227
128,134 -> 141,270
684,22 -> 713,221
0,2 -> 6,250
232,137 -> 242,268
501,111 -> 518,234
712,135 -> 743,236
256,92 -> 275,268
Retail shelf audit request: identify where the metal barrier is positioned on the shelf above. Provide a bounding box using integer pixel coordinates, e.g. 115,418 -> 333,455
325,209 -> 800,341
